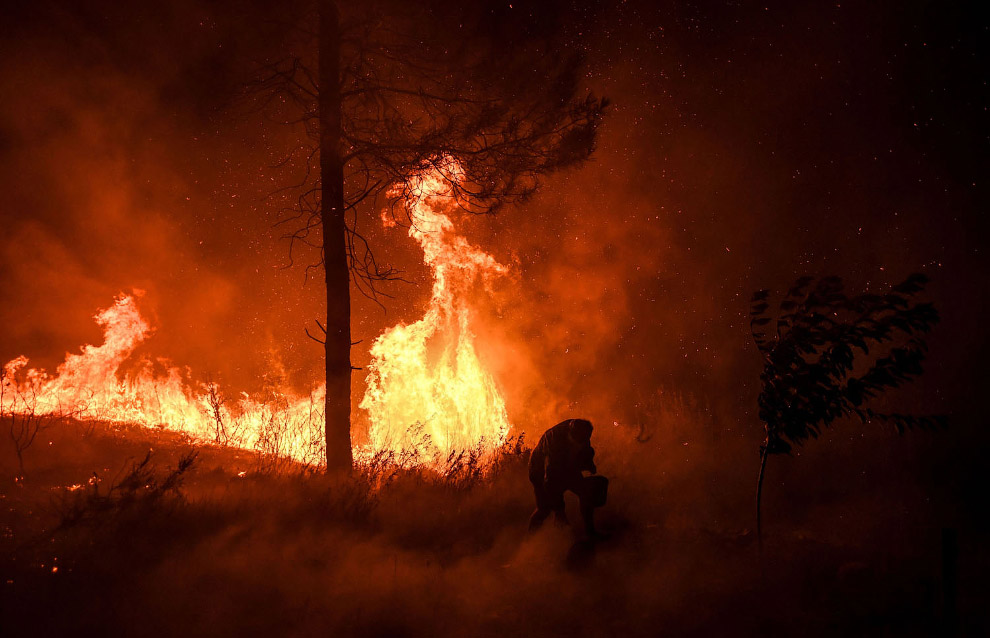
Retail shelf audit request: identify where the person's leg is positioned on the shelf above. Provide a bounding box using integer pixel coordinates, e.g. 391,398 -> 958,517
529,483 -> 552,531
551,490 -> 568,527
544,482 -> 568,526
577,476 -> 608,539
579,500 -> 597,537
529,507 -> 550,531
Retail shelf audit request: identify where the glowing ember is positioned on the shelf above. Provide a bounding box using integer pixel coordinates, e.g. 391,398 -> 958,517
360,162 -> 512,463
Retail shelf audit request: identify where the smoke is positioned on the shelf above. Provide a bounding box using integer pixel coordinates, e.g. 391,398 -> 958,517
0,0 -> 985,538
1,419 -> 963,637
0,2 -> 325,394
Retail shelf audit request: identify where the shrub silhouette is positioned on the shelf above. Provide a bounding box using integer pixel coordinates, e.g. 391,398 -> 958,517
749,273 -> 944,547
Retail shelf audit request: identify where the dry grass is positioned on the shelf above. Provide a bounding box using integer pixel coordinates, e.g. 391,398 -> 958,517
0,415 -> 983,638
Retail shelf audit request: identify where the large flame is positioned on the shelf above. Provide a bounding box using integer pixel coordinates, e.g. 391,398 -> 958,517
360,163 -> 511,462
1,162 -> 513,470
1,293 -> 327,466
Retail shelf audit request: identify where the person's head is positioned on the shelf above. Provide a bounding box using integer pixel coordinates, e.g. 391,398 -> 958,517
568,418 -> 593,444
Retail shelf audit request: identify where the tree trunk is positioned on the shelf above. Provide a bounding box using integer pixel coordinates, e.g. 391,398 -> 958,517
756,444 -> 768,554
320,1 -> 353,472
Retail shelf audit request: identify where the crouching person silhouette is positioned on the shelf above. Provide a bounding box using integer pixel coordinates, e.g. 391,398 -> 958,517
528,418 -> 609,540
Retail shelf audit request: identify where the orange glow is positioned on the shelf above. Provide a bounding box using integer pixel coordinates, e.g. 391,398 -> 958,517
1,161 -> 512,470
0,293 -> 327,467
359,161 -> 511,464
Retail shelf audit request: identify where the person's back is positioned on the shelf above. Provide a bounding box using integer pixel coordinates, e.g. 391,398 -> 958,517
529,419 -> 595,487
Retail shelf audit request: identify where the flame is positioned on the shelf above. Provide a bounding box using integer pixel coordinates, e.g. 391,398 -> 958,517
359,162 -> 512,463
1,293 -> 327,466
1,160 -> 513,470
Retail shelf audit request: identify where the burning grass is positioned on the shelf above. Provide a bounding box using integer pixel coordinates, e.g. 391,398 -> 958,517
1,161 -> 523,475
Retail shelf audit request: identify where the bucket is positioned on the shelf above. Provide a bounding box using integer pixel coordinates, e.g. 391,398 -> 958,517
582,475 -> 609,508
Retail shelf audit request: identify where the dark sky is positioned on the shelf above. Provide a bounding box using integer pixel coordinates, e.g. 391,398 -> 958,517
0,0 -> 986,521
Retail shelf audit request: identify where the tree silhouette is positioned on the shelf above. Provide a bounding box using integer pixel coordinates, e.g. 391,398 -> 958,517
749,273 -> 944,547
251,1 -> 607,471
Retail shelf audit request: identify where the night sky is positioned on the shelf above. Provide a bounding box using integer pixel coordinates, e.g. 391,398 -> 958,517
0,0 -> 986,525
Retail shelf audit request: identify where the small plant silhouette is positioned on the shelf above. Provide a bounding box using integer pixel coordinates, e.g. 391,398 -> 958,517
749,273 -> 944,547
55,450 -> 197,531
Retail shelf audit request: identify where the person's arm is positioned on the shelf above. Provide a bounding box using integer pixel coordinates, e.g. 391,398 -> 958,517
528,440 -> 547,482
579,445 -> 597,474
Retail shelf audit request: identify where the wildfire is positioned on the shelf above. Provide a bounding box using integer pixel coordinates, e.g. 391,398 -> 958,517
1,162 -> 513,470
360,163 -> 512,463
0,293 -> 326,466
